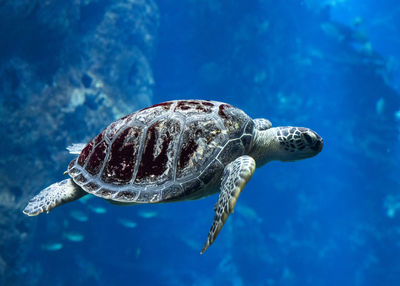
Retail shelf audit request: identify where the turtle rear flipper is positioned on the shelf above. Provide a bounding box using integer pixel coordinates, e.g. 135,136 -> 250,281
66,143 -> 86,155
201,155 -> 256,254
23,179 -> 87,216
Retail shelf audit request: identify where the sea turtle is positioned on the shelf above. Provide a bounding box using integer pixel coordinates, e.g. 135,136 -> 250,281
23,100 -> 323,253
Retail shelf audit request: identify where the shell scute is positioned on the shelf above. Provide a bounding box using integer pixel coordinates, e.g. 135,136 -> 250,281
218,104 -> 249,139
74,173 -> 88,184
134,118 -> 181,185
141,101 -> 173,111
136,103 -> 173,125
105,120 -> 128,141
176,119 -> 224,179
93,130 -> 105,145
77,141 -> 93,166
162,184 -> 184,201
178,138 -> 198,171
198,159 -> 224,185
136,189 -> 162,203
115,190 -> 139,201
180,178 -> 203,199
217,139 -> 245,165
86,141 -> 108,175
83,181 -> 100,192
96,188 -> 116,199
174,100 -> 214,114
102,126 -> 143,184
68,164 -> 80,176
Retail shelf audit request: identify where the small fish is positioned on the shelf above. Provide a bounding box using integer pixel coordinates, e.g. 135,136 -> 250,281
138,210 -> 158,219
78,195 -> 93,205
64,231 -> 85,242
387,208 -> 396,218
69,210 -> 88,222
88,205 -> 107,214
384,195 -> 400,218
353,16 -> 363,27
136,248 -> 141,258
394,110 -> 400,120
41,242 -> 63,251
180,237 -> 199,251
320,22 -> 345,42
376,97 -> 385,115
236,204 -> 263,223
118,218 -> 137,228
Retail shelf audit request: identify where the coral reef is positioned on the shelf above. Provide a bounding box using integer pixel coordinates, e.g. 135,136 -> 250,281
0,0 -> 158,284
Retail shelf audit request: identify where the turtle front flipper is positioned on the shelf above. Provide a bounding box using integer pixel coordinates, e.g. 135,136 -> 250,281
201,155 -> 256,254
23,179 -> 87,216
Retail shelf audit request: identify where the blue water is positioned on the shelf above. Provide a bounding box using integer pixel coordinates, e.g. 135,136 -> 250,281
1,1 -> 400,285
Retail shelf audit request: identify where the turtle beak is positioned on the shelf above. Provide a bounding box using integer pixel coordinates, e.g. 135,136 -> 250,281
300,128 -> 323,158
307,130 -> 323,154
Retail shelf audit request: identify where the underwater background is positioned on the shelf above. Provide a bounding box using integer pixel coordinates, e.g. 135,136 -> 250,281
1,0 -> 400,285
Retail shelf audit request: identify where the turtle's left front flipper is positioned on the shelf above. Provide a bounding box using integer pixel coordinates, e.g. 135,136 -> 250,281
201,155 -> 256,254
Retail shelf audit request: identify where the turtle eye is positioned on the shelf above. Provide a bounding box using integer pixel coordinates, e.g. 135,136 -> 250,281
303,133 -> 313,144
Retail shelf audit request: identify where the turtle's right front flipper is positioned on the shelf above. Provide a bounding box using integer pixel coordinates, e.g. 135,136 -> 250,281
23,179 -> 87,216
201,155 -> 256,254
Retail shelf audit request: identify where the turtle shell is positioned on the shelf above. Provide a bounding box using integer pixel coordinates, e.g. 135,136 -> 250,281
68,100 -> 254,203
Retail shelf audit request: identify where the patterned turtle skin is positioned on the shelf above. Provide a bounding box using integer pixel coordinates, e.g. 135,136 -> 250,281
68,100 -> 254,204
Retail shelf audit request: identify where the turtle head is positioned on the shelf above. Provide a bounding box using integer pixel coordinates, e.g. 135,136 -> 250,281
250,126 -> 323,166
274,127 -> 323,162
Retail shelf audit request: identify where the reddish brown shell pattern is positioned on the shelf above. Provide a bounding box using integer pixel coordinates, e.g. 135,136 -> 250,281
67,100 -> 254,203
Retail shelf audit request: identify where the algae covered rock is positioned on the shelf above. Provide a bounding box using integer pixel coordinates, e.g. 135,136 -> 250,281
0,0 -> 158,285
